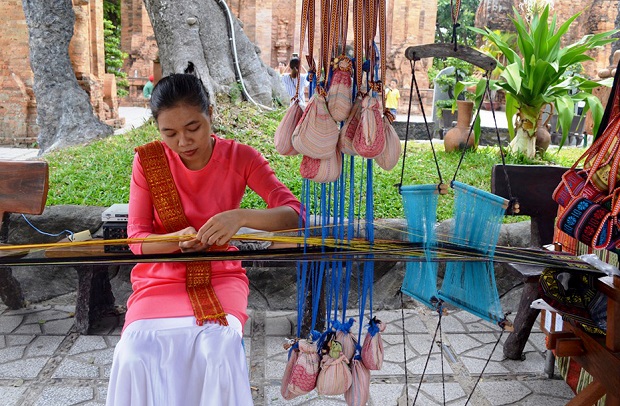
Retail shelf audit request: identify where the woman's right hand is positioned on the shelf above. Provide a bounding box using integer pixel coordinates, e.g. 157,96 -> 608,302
177,226 -> 210,253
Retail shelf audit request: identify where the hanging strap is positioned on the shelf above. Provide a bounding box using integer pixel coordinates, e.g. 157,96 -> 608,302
353,0 -> 364,94
136,141 -> 228,327
450,0 -> 461,49
295,0 -> 311,100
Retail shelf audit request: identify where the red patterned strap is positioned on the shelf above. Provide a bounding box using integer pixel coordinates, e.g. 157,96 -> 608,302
135,141 -> 228,326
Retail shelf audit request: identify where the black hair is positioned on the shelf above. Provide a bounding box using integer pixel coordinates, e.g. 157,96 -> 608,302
289,57 -> 300,70
149,73 -> 211,121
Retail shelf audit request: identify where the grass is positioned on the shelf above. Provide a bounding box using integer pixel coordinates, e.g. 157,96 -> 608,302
44,99 -> 584,222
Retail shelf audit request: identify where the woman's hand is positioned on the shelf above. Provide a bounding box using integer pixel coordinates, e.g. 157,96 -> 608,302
196,211 -> 243,247
177,226 -> 210,253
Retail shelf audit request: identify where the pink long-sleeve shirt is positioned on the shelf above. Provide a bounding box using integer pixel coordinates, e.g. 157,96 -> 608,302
124,136 -> 301,329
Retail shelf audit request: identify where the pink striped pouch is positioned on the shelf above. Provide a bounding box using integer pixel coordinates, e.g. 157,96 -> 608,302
344,359 -> 371,406
316,352 -> 353,396
286,339 -> 320,397
280,348 -> 300,400
292,93 -> 339,159
361,318 -> 386,370
274,100 -> 303,156
299,149 -> 342,183
327,57 -> 353,122
335,329 -> 358,362
353,94 -> 385,158
376,114 -> 402,171
339,94 -> 363,156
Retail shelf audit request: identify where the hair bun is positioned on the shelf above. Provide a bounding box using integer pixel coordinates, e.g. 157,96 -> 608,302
184,62 -> 196,75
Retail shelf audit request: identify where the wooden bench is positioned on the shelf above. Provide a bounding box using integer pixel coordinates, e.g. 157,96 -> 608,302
491,164 -> 569,360
0,160 -> 49,309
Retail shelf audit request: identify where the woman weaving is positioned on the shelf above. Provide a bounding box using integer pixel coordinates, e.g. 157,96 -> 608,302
106,73 -> 301,405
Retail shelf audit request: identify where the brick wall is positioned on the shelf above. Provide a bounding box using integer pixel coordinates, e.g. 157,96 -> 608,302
120,0 -> 158,106
0,2 -> 37,146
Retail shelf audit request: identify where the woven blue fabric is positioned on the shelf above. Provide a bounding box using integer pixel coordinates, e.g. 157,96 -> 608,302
400,185 -> 440,308
438,181 -> 506,323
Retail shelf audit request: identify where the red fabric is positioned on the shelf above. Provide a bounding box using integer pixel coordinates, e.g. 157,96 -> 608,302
566,357 -> 582,394
125,135 -> 301,330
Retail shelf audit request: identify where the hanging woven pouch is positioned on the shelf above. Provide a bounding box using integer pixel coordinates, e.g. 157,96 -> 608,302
552,113 -> 620,250
344,358 -> 371,406
327,56 -> 353,122
361,317 -> 386,370
316,349 -> 353,395
339,94 -> 363,156
334,318 -> 357,361
285,339 -> 321,397
376,111 -> 402,171
274,100 -> 303,156
299,149 -> 342,183
280,347 -> 300,400
292,90 -> 340,159
353,94 -> 386,158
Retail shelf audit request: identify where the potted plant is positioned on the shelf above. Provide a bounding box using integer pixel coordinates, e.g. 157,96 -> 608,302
467,6 -> 617,158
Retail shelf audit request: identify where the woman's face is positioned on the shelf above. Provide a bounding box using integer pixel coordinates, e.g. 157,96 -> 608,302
157,103 -> 214,170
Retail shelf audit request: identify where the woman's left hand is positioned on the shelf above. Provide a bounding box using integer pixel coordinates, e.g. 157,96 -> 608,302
196,210 -> 243,247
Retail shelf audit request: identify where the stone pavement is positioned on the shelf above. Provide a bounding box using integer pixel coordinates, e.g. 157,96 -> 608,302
0,294 -> 576,406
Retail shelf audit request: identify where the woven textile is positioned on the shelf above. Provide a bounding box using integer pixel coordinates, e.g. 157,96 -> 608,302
438,181 -> 506,324
339,94 -> 363,156
280,349 -> 300,400
299,150 -> 342,183
361,317 -> 385,370
283,339 -> 321,398
274,101 -> 303,156
557,197 -> 613,250
400,185 -> 440,308
292,93 -> 340,159
353,94 -> 385,158
316,352 -> 352,395
344,359 -> 371,406
375,115 -> 401,171
327,57 -> 353,122
539,268 -> 607,333
335,320 -> 358,361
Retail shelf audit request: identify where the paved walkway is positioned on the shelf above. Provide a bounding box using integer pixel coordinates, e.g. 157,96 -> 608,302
0,295 -> 576,406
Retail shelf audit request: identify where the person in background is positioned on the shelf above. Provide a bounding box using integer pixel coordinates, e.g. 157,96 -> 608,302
281,56 -> 309,107
106,73 -> 300,405
143,75 -> 154,100
385,78 -> 400,116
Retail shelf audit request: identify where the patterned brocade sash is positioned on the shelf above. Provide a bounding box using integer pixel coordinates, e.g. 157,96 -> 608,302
135,141 -> 228,326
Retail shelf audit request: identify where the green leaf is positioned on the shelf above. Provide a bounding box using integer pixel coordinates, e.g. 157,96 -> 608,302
555,96 -> 575,147
501,63 -> 522,95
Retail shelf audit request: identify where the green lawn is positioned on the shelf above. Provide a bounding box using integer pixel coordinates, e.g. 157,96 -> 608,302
44,101 -> 583,221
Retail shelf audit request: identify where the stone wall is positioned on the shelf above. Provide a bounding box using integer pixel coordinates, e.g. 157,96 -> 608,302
0,1 -> 122,146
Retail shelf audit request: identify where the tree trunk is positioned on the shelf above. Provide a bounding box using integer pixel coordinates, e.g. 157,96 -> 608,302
142,0 -> 287,107
475,0 -> 519,33
22,0 -> 113,154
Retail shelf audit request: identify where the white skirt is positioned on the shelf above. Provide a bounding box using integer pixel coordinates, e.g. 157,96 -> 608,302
106,315 -> 253,406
